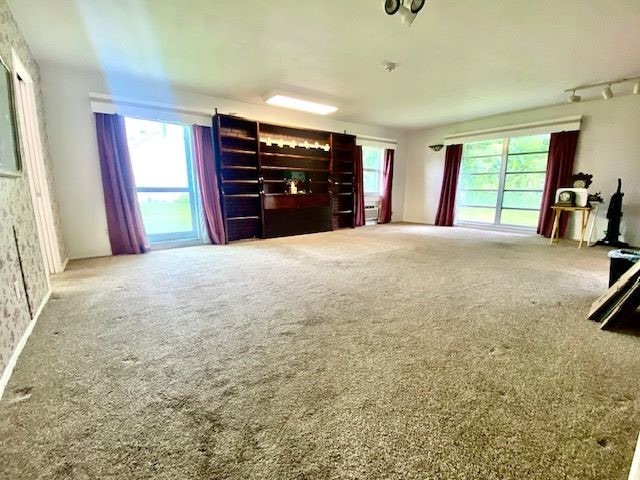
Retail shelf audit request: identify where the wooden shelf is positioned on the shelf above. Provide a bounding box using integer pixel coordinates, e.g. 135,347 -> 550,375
263,193 -> 330,210
221,148 -> 257,155
221,134 -> 256,141
261,152 -> 328,161
227,216 -> 260,221
215,114 -> 355,241
221,165 -> 257,171
262,166 -> 329,173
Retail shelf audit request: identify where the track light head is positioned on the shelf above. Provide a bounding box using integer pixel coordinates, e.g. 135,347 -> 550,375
409,0 -> 426,14
634,81 -> 640,95
568,90 -> 581,103
384,0 -> 401,15
602,85 -> 614,100
385,0 -> 426,26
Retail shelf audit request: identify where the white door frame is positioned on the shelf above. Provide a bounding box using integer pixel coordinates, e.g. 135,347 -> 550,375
11,49 -> 63,275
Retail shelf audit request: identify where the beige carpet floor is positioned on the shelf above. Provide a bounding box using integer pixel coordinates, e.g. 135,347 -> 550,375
1,224 -> 639,479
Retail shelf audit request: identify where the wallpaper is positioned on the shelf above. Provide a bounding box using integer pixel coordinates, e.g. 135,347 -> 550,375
0,1 -> 65,375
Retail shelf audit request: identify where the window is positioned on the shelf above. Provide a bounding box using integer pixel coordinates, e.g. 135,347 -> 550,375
456,134 -> 550,228
362,146 -> 384,195
124,118 -> 201,244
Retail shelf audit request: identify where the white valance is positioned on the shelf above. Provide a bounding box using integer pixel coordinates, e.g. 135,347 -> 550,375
356,134 -> 397,150
443,115 -> 582,145
89,93 -> 212,126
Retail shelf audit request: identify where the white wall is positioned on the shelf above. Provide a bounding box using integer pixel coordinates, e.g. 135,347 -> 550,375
403,95 -> 640,246
40,63 -> 408,259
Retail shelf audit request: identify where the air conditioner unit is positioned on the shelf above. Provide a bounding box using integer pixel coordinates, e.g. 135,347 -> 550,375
365,205 -> 379,224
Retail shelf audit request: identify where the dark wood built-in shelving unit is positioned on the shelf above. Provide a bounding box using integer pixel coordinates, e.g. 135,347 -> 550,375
212,114 -> 356,242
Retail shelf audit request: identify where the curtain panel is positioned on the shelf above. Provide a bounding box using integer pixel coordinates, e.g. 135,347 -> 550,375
354,145 -> 366,227
192,125 -> 227,244
434,144 -> 463,227
537,130 -> 580,238
378,149 -> 394,224
95,113 -> 148,255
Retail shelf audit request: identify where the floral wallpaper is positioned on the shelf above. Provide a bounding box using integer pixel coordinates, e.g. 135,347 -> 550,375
0,1 -> 65,375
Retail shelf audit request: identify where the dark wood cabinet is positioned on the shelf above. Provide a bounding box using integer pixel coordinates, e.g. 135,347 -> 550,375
212,114 -> 356,242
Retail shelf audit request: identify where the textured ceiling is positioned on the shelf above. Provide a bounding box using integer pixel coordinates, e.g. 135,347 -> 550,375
8,0 -> 640,129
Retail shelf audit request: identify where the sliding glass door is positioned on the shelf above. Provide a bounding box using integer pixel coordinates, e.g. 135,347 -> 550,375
124,117 -> 201,245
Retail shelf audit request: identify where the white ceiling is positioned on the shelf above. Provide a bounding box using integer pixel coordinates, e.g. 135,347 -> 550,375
8,0 -> 640,129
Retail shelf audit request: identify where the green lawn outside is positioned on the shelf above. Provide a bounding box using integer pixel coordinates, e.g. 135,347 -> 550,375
138,194 -> 193,235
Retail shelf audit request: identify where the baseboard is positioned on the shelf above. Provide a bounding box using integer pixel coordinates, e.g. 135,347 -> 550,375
0,288 -> 51,401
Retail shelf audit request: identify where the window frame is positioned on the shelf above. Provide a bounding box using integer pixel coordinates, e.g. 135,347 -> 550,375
125,117 -> 202,245
455,135 -> 550,229
361,145 -> 384,197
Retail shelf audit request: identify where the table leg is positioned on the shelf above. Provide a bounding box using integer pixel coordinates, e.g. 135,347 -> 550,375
586,205 -> 598,247
579,209 -> 591,250
550,211 -> 560,245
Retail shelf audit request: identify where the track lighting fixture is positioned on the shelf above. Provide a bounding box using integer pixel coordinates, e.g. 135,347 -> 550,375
385,0 -> 427,26
568,90 -> 581,103
565,75 -> 639,102
602,85 -> 614,100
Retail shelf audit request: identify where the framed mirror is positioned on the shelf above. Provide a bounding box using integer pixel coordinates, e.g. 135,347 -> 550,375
0,55 -> 21,177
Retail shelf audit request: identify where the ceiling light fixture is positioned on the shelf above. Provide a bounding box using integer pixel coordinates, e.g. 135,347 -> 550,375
567,90 -> 581,103
264,93 -> 338,115
565,75 -> 639,102
385,0 -> 427,26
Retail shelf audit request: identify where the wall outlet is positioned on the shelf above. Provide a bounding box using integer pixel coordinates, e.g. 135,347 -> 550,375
14,281 -> 22,300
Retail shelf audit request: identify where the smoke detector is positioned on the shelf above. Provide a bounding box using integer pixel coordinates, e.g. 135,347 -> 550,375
384,62 -> 398,73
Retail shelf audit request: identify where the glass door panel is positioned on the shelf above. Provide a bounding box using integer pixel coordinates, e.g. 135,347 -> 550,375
125,118 -> 200,244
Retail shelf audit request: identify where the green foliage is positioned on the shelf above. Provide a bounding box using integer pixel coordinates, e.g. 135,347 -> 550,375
457,133 -> 550,228
363,148 -> 382,169
507,154 -> 548,172
507,134 -> 550,154
461,156 -> 501,174
457,206 -> 496,223
502,191 -> 543,210
463,139 -> 504,157
500,209 -> 540,227
458,190 -> 498,207
459,173 -> 500,190
504,173 -> 546,190
364,171 -> 380,194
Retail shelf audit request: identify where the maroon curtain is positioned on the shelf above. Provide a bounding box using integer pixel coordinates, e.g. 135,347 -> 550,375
379,149 -> 394,224
192,125 -> 226,244
435,144 -> 463,226
354,145 -> 365,227
95,113 -> 148,255
537,130 -> 580,238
